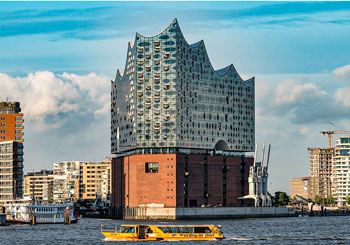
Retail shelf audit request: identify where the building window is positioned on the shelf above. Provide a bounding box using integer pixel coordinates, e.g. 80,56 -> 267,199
145,162 -> 159,173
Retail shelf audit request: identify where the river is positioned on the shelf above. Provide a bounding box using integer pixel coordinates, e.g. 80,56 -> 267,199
2,216 -> 350,244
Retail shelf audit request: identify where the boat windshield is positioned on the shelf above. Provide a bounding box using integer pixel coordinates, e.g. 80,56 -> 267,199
121,226 -> 135,233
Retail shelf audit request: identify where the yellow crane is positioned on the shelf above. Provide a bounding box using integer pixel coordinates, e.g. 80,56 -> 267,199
320,130 -> 350,148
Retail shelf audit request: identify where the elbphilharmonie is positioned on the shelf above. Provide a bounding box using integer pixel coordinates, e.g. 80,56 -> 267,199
111,19 -> 256,211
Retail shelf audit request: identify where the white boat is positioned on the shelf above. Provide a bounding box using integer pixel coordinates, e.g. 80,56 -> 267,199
4,200 -> 77,224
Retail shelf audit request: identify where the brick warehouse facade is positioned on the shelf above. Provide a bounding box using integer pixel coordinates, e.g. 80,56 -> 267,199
110,19 -> 255,213
111,154 -> 253,209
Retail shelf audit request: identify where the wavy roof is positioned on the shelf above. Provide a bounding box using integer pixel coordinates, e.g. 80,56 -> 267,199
115,18 -> 254,83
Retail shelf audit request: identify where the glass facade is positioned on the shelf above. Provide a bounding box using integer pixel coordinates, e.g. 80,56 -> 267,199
111,19 -> 255,154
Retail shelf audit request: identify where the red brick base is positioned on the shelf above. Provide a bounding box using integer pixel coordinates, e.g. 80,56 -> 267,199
111,153 -> 253,209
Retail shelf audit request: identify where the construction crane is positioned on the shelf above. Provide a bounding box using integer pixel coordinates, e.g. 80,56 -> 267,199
320,130 -> 350,148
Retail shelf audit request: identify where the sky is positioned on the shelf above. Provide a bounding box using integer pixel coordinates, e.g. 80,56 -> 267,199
1,2 -> 350,194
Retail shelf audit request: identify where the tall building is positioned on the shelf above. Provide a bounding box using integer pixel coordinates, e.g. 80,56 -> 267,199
80,160 -> 111,200
52,161 -> 83,203
308,148 -> 334,200
333,136 -> 350,206
23,169 -> 53,201
0,102 -> 24,143
290,177 -> 310,200
0,141 -> 24,202
111,19 -> 255,211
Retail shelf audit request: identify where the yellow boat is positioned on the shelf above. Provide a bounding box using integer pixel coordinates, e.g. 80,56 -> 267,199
101,224 -> 225,241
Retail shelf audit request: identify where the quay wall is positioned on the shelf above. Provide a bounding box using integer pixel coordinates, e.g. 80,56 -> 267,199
122,207 -> 295,220
0,214 -> 6,225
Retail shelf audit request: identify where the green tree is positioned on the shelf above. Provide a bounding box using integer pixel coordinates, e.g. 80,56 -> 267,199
326,195 -> 335,205
345,196 -> 350,205
273,191 -> 290,206
314,195 -> 322,204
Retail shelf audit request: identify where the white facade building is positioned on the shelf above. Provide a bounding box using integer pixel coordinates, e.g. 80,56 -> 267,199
52,161 -> 85,203
333,136 -> 350,206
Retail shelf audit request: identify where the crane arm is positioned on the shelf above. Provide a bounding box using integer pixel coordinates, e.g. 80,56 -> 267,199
320,130 -> 350,148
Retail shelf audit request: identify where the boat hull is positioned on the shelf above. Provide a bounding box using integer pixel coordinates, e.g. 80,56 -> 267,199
102,232 -> 224,241
6,219 -> 78,225
101,224 -> 225,241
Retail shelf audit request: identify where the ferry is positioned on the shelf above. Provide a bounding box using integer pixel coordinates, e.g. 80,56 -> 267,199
101,224 -> 225,241
4,200 -> 77,225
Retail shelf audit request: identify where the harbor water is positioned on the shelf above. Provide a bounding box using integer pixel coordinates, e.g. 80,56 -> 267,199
1,216 -> 350,244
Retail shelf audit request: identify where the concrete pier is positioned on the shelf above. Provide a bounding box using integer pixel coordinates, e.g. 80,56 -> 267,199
119,207 -> 295,220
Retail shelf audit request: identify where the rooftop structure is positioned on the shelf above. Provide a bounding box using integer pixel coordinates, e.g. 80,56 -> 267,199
111,18 -> 254,155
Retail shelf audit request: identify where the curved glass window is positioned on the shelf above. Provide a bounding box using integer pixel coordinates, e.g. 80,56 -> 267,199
139,42 -> 150,46
159,35 -> 169,39
163,41 -> 175,46
164,47 -> 176,52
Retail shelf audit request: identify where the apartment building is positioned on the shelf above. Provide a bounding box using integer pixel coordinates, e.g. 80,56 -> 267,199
23,169 -> 53,200
80,160 -> 111,200
290,177 -> 310,200
0,102 -> 24,143
333,136 -> 350,206
52,161 -> 83,203
0,141 -> 24,202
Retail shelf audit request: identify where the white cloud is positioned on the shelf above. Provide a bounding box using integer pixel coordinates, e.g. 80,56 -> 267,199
335,87 -> 350,107
273,79 -> 325,106
333,64 -> 350,81
0,71 -> 110,131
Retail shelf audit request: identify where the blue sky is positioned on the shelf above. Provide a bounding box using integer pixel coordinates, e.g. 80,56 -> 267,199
1,2 -> 350,193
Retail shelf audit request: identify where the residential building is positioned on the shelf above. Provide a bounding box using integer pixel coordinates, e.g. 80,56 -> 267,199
23,169 -> 53,201
52,161 -> 83,203
111,19 -> 255,211
101,164 -> 112,200
0,102 -> 24,143
333,136 -> 350,206
80,160 -> 111,200
290,177 -> 310,200
0,141 -> 24,202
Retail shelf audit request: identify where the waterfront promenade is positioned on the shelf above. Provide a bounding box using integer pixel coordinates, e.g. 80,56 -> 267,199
1,216 -> 350,244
